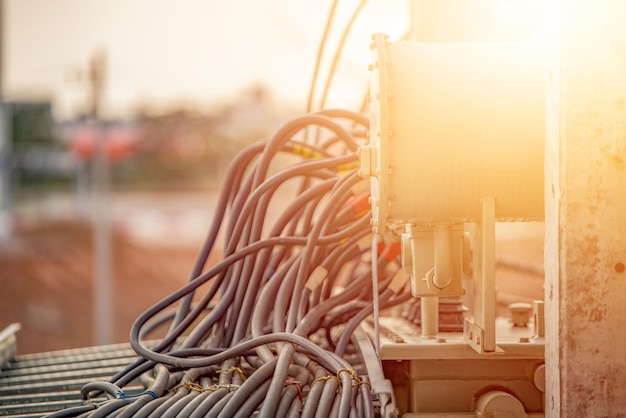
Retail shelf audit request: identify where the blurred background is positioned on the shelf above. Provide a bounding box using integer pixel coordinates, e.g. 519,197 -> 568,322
0,0 -> 543,354
0,0 -> 411,354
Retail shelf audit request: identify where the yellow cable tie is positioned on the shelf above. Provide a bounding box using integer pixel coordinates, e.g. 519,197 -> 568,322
354,378 -> 372,389
312,375 -> 340,385
169,381 -> 205,393
336,368 -> 370,388
337,162 -> 359,173
168,383 -> 184,393
336,368 -> 357,379
292,143 -> 324,160
206,383 -> 240,392
188,382 -> 206,392
216,366 -> 247,382
293,142 -> 303,157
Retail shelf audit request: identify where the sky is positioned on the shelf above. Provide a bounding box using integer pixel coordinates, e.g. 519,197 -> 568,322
3,0 -> 410,119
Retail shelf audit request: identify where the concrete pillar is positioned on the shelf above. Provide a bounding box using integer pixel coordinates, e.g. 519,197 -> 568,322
545,0 -> 626,416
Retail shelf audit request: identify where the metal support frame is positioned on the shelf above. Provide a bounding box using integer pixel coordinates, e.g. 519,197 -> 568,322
464,197 -> 503,354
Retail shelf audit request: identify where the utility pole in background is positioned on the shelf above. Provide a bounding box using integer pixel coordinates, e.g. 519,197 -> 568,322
0,0 -> 12,240
89,48 -> 114,346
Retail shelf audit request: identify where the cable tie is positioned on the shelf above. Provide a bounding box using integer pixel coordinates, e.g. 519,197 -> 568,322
337,162 -> 359,172
284,380 -> 304,403
388,269 -> 409,295
116,390 -> 158,400
304,266 -> 328,291
346,193 -> 371,218
144,390 -> 158,399
336,368 -> 370,388
354,378 -> 372,389
207,383 -> 240,392
381,241 -> 401,262
169,382 -> 205,393
336,368 -> 357,380
291,142 -> 323,160
292,142 -> 303,157
312,375 -> 340,385
216,366 -> 247,382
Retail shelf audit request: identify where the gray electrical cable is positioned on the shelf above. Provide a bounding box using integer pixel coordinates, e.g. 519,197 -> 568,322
258,344 -> 296,418
187,388 -> 229,418
216,357 -> 278,417
205,390 -> 236,418
45,110 -> 387,418
80,381 -> 122,400
176,391 -> 210,418
275,364 -> 311,418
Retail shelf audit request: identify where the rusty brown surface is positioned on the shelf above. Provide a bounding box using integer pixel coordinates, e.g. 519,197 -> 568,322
0,219 -> 545,355
0,220 -> 205,354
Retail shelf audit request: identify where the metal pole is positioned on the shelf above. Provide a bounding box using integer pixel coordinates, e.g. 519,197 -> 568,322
0,0 -> 13,240
89,49 -> 114,346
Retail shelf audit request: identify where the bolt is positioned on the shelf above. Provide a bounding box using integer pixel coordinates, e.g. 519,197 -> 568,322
519,337 -> 531,343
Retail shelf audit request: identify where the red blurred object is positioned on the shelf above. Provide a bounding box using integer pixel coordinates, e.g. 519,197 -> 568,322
69,125 -> 139,162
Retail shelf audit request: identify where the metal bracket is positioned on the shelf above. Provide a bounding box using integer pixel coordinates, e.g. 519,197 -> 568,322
354,328 -> 399,418
464,319 -> 504,355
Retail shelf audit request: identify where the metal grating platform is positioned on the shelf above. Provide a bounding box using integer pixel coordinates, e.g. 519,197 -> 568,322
0,341 -> 142,418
